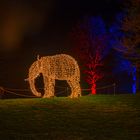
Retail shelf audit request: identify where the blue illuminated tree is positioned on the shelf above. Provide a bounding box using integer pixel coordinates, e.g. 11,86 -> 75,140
122,0 -> 140,50
108,13 -> 136,94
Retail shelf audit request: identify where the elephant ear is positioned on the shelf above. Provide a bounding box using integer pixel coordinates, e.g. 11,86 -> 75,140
37,55 -> 41,70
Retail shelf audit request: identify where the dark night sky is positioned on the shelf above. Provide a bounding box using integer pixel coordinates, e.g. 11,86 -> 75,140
0,0 -> 122,88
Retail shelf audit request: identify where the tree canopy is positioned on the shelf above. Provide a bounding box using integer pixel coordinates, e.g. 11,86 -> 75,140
122,0 -> 140,50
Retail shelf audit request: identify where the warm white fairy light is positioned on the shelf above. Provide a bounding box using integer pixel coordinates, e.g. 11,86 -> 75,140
26,54 -> 81,98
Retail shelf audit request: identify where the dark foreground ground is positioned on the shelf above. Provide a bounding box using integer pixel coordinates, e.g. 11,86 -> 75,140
0,94 -> 140,140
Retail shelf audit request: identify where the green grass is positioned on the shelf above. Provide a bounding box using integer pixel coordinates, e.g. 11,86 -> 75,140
0,94 -> 140,140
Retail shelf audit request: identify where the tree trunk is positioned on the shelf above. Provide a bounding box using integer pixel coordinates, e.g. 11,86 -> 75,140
91,83 -> 96,94
136,62 -> 140,92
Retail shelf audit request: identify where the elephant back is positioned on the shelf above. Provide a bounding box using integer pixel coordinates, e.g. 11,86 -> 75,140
41,54 -> 80,80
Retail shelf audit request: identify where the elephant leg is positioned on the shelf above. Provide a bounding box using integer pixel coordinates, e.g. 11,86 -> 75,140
43,77 -> 55,98
67,80 -> 81,98
29,79 -> 42,97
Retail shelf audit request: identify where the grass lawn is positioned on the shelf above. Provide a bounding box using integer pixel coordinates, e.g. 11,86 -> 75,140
0,94 -> 140,140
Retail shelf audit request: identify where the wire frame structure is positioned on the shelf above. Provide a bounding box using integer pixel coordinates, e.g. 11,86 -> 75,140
26,54 -> 81,98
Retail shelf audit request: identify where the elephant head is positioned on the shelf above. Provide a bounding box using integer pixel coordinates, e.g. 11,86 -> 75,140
25,55 -> 42,97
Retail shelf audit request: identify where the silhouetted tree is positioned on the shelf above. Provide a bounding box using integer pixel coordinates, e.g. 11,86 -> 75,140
122,0 -> 140,50
121,0 -> 140,91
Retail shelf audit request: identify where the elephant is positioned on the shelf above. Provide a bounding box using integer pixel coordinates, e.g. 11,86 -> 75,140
26,54 -> 81,98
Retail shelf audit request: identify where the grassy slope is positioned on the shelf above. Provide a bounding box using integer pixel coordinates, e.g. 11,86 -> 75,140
0,94 -> 140,140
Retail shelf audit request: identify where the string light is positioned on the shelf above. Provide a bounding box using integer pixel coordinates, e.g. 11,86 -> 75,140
0,87 -> 4,95
26,54 -> 81,98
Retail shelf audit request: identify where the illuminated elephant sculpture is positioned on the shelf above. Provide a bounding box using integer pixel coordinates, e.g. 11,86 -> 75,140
26,54 -> 81,98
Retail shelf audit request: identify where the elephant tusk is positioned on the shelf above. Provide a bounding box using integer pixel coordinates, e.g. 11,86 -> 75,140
24,78 -> 29,82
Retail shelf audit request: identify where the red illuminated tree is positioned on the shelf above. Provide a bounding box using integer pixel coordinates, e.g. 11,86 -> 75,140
70,17 -> 111,94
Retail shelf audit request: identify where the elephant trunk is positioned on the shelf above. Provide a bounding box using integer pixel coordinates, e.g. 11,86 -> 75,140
28,78 -> 42,97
